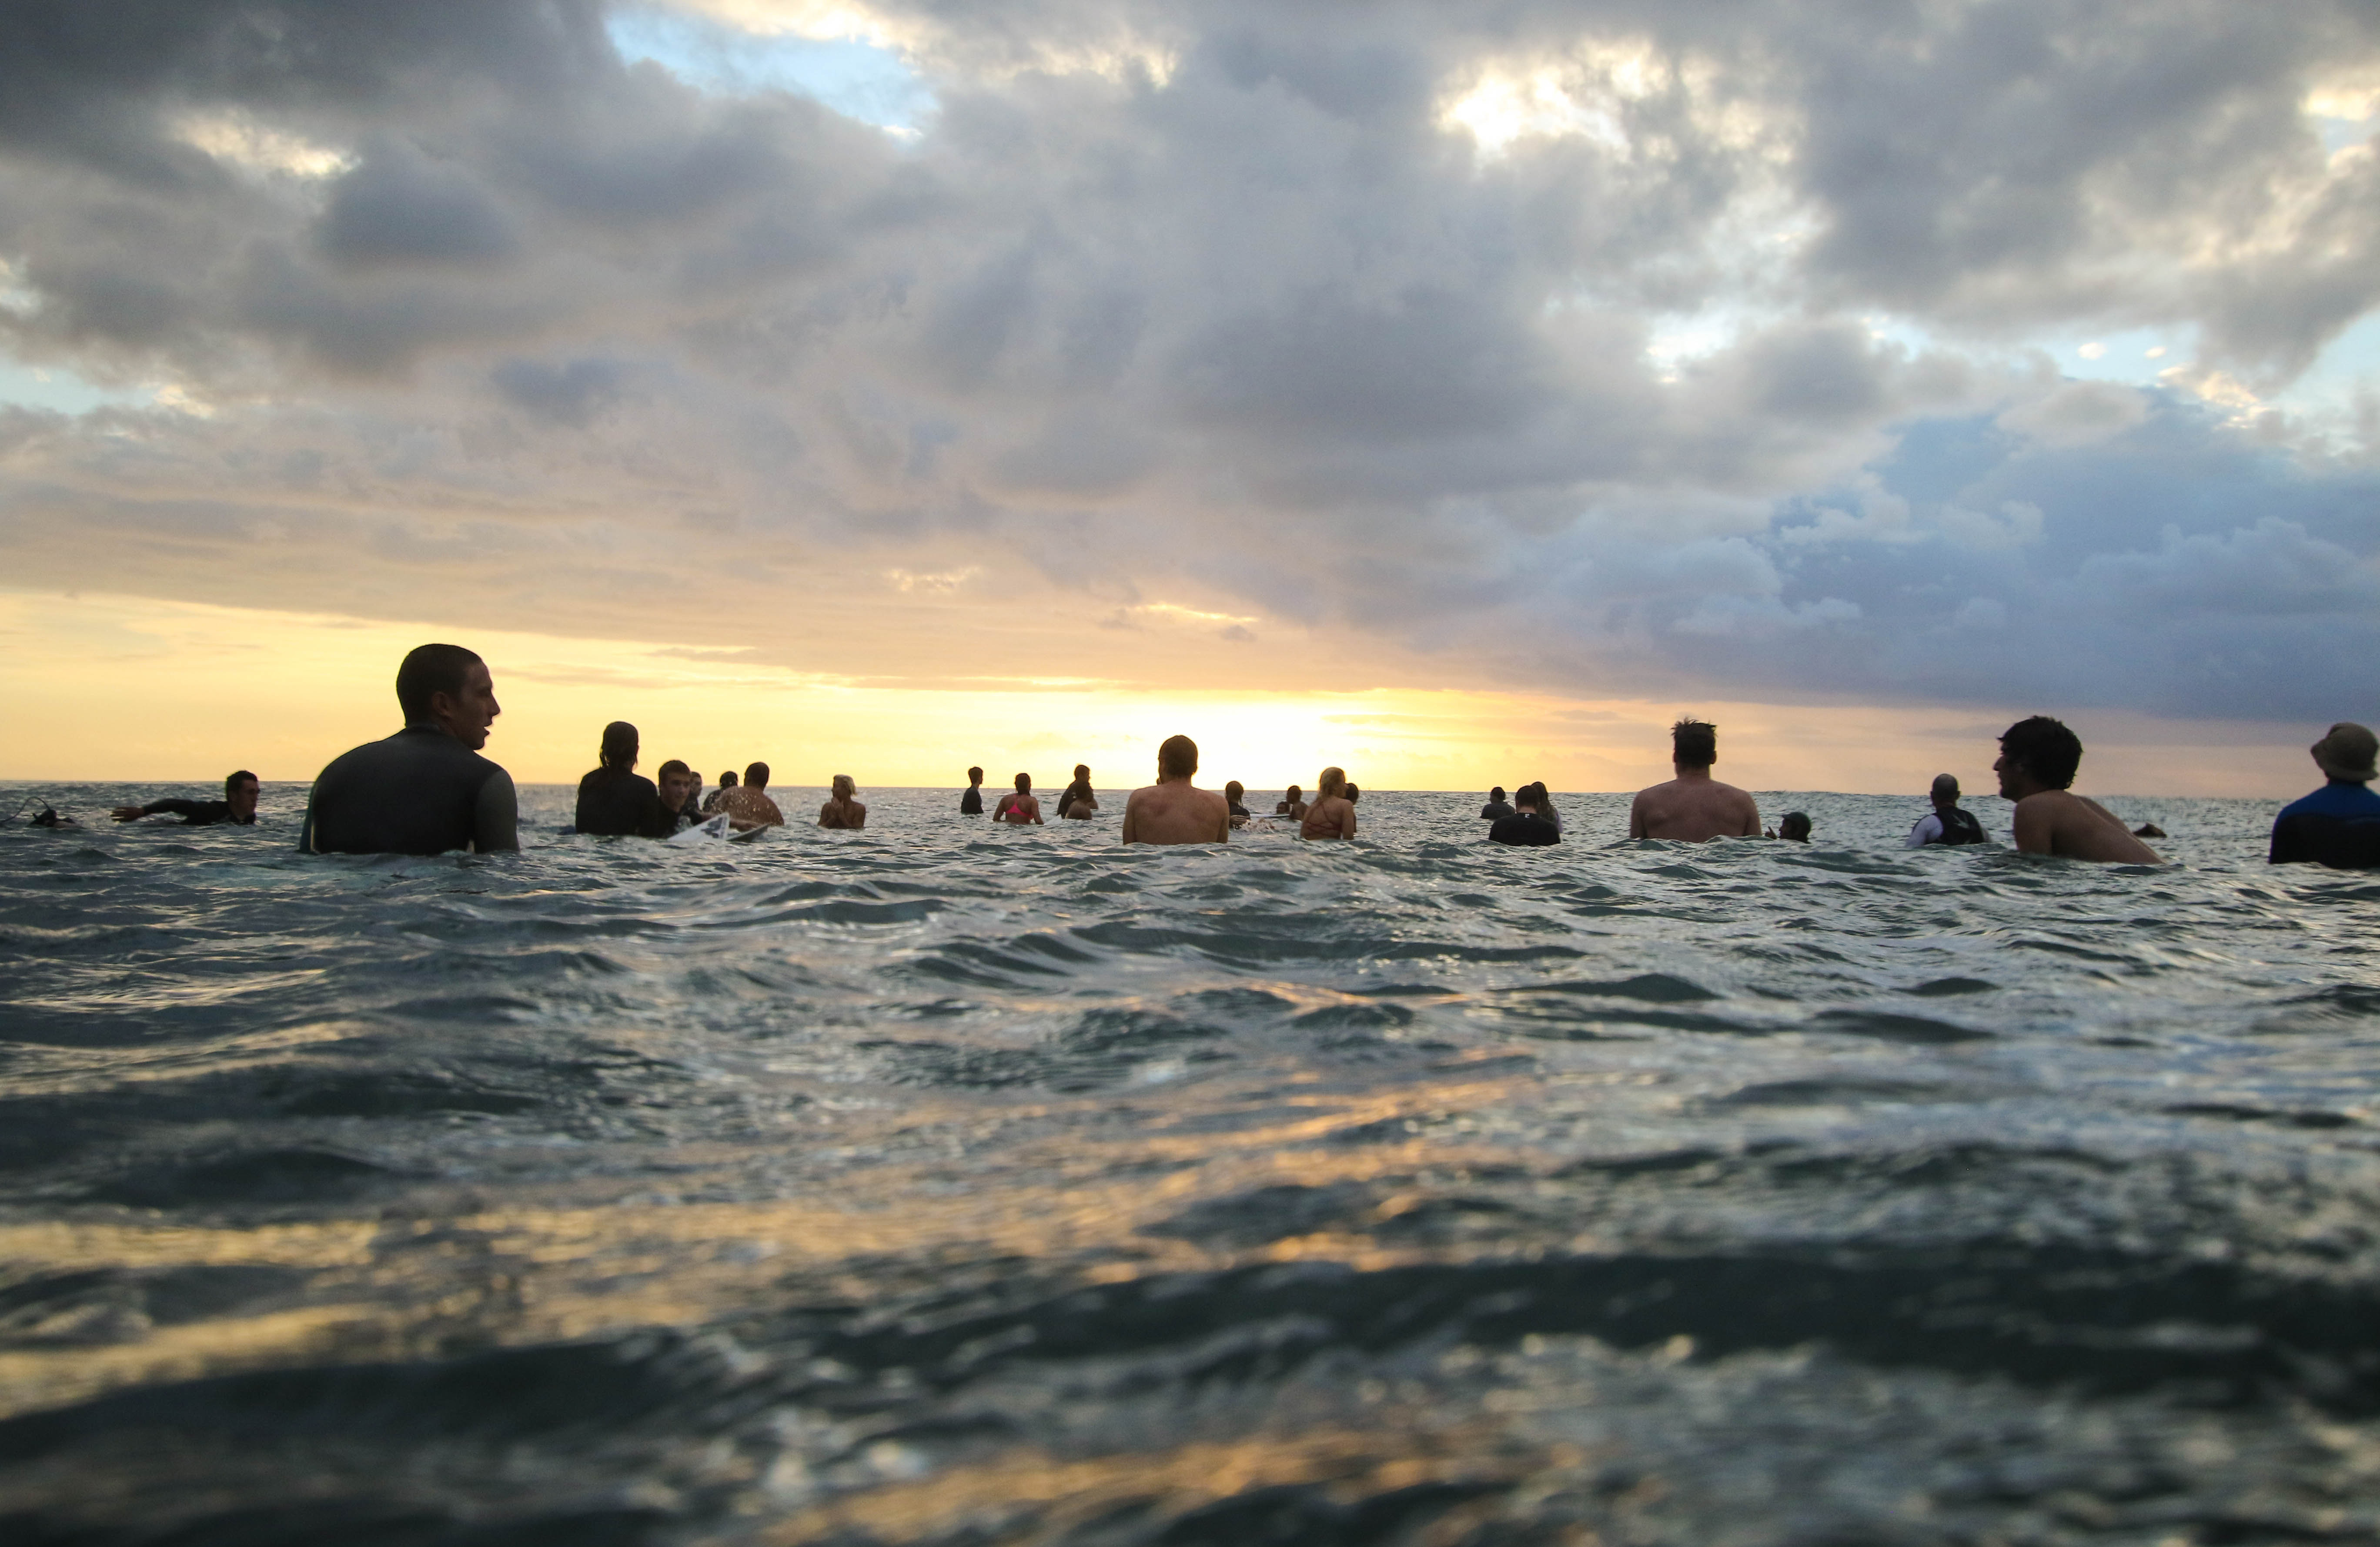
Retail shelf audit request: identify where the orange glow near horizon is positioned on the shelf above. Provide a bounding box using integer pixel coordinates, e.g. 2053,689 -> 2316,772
0,589 -> 2320,800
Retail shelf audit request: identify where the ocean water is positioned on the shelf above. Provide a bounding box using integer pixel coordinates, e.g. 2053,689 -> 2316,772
3,782 -> 2377,1546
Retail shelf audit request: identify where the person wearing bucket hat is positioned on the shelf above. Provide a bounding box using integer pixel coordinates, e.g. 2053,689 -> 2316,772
2270,722 -> 2380,867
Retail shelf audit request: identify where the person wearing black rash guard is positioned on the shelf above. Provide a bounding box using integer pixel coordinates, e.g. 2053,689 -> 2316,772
961,767 -> 986,815
113,771 -> 260,827
1905,773 -> 1987,847
1223,780 -> 1252,827
300,643 -> 519,855
1488,788 -> 1560,846
575,721 -> 665,837
1057,764 -> 1096,819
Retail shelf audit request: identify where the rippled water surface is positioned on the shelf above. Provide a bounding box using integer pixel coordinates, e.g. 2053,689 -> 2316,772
4,783 -> 2379,1545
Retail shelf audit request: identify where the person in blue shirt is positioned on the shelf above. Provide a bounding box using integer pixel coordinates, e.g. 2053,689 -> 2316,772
2271,723 -> 2380,868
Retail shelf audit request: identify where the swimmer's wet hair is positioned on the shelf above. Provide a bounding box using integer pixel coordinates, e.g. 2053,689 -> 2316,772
658,760 -> 690,780
1014,772 -> 1031,793
396,643 -> 483,721
1999,715 -> 2082,790
1316,766 -> 1347,799
600,721 -> 639,768
225,770 -> 257,796
1225,781 -> 1243,800
968,767 -> 984,782
832,774 -> 854,796
1159,736 -> 1198,777
1671,718 -> 1716,767
744,761 -> 770,787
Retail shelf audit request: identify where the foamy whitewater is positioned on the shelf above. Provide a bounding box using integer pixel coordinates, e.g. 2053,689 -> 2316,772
3,784 -> 2377,1544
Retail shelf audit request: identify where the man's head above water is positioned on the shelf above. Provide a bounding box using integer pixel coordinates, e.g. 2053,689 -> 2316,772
1671,718 -> 1716,771
396,643 -> 499,751
1996,716 -> 2082,797
1930,773 -> 1962,808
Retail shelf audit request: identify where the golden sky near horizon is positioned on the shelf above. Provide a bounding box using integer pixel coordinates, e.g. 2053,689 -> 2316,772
0,589 -> 2320,799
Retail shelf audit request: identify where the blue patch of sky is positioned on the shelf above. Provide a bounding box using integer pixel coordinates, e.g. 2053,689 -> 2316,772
0,355 -> 143,414
606,4 -> 934,136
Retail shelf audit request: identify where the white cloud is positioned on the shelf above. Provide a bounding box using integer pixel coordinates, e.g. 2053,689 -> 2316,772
1997,382 -> 2149,446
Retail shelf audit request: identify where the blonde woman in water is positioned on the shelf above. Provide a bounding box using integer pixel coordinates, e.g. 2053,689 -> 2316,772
1300,767 -> 1357,840
819,774 -> 867,829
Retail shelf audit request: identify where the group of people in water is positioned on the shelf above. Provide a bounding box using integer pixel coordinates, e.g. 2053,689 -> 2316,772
71,641 -> 2380,871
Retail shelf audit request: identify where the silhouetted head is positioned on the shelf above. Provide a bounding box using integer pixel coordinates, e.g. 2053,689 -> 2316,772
1996,716 -> 2081,794
1075,763 -> 1091,780
2314,722 -> 2379,783
1316,767 -> 1347,799
1930,773 -> 1961,807
1779,811 -> 1812,841
832,774 -> 855,797
1158,736 -> 1198,778
1014,772 -> 1031,794
743,761 -> 770,790
395,643 -> 483,721
1671,718 -> 1716,770
1224,780 -> 1244,802
1489,787 -> 1505,801
599,721 -> 638,770
967,766 -> 984,786
719,770 -> 738,788
225,771 -> 259,821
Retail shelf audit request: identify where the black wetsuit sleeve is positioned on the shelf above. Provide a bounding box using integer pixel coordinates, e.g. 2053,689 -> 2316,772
475,771 -> 520,853
144,799 -> 228,825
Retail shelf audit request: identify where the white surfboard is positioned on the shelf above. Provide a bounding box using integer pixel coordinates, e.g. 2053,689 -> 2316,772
669,814 -> 735,844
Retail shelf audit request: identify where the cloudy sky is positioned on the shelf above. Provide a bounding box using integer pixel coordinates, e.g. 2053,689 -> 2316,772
3,0 -> 2376,793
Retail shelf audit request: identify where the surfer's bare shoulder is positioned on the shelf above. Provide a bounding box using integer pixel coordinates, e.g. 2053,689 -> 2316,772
2011,791 -> 2162,863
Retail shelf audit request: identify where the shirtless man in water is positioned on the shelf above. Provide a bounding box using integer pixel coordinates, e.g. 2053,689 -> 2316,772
1122,736 -> 1230,844
1995,715 -> 2161,864
1300,767 -> 1358,840
1628,718 -> 1762,841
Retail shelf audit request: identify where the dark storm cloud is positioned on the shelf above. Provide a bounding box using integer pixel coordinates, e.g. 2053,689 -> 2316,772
0,0 -> 2374,720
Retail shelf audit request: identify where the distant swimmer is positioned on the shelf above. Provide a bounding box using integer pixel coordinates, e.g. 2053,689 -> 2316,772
1300,767 -> 1357,840
575,722 -> 665,838
702,770 -> 736,814
1121,735 -> 1230,845
961,767 -> 986,816
1905,774 -> 1988,847
113,771 -> 261,827
1629,720 -> 1760,842
1487,786 -> 1559,846
1057,764 -> 1097,820
819,774 -> 868,830
993,773 -> 1043,825
655,760 -> 704,835
1480,787 -> 1514,821
716,762 -> 786,830
2270,722 -> 2380,868
1775,811 -> 1812,842
1993,716 -> 2161,864
1223,780 -> 1252,828
1344,784 -> 1360,804
1527,782 -> 1561,835
1276,785 -> 1307,822
300,643 -> 518,855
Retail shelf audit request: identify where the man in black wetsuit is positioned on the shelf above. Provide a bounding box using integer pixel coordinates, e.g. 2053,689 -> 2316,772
1488,788 -> 1561,846
1480,787 -> 1513,820
702,770 -> 736,814
300,643 -> 519,855
961,767 -> 985,815
575,721 -> 665,837
656,760 -> 703,834
113,771 -> 260,827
